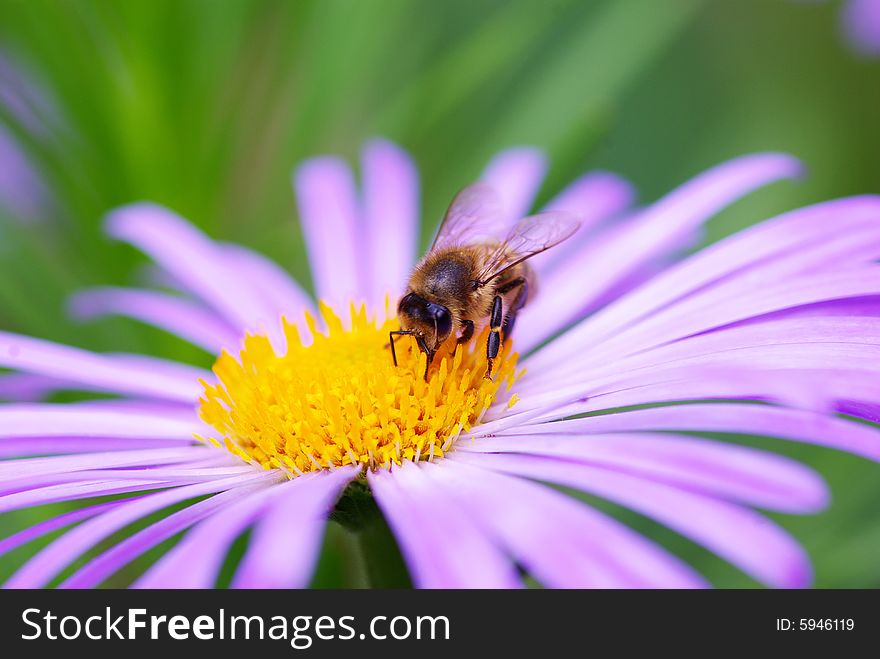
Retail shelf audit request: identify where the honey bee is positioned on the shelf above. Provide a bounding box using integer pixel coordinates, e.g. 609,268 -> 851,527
389,182 -> 580,379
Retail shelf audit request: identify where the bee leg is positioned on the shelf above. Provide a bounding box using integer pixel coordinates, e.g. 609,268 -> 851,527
388,332 -> 399,366
485,295 -> 504,380
423,349 -> 436,381
388,330 -> 414,367
413,335 -> 435,381
501,279 -> 529,341
451,319 -> 475,358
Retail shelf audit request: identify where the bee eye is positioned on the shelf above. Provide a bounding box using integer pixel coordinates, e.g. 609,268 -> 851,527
432,305 -> 452,339
397,293 -> 417,315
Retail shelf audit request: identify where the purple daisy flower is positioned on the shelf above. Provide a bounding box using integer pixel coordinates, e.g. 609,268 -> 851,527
0,125 -> 47,222
841,0 -> 880,56
0,51 -> 55,222
1,139 -> 880,589
801,0 -> 880,56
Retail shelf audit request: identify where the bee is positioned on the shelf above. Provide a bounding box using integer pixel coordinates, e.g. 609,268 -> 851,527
389,182 -> 580,379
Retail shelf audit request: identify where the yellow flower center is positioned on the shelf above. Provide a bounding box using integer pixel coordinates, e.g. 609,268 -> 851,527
197,303 -> 520,476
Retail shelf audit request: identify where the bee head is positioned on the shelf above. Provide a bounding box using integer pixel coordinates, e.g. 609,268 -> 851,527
397,292 -> 453,351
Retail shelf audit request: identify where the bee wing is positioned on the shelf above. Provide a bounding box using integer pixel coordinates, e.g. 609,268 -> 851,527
476,211 -> 580,285
429,183 -> 509,252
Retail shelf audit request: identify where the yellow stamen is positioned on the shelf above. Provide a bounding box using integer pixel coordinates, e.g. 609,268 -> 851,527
198,302 -> 520,476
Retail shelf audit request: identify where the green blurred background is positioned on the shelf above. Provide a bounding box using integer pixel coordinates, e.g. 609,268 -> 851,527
0,0 -> 878,587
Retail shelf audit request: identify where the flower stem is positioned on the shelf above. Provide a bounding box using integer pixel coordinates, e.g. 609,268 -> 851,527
332,479 -> 412,588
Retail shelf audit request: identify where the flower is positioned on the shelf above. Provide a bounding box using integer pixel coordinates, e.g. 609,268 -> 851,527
2,139 -> 880,589
800,0 -> 880,56
841,0 -> 880,56
0,52 -> 53,223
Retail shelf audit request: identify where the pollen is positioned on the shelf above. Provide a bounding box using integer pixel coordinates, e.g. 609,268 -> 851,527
197,302 -> 520,476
